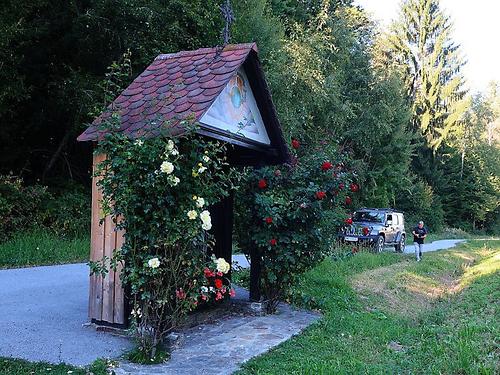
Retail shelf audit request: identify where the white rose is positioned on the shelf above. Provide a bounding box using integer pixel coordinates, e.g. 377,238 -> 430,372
166,140 -> 175,151
198,166 -> 207,174
200,211 -> 211,230
187,210 -> 198,220
202,155 -> 210,163
134,140 -> 144,146
201,286 -> 208,293
216,258 -> 231,274
196,197 -> 205,208
170,148 -> 179,156
148,258 -> 160,269
160,161 -> 174,174
200,210 -> 211,223
170,176 -> 180,186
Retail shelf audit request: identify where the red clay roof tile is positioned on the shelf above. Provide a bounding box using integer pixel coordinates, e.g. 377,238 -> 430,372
77,43 -> 259,142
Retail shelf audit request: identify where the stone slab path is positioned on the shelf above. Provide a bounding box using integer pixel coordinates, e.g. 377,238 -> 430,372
115,290 -> 319,375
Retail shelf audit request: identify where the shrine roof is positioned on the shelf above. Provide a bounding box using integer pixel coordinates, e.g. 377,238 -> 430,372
78,43 -> 289,164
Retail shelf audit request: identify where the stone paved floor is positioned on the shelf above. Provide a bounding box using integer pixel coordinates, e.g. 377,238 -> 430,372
114,288 -> 320,375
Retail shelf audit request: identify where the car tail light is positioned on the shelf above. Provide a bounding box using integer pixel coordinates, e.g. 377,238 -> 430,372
362,227 -> 369,236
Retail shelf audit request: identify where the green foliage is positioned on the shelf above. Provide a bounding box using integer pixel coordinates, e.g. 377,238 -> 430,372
43,184 -> 91,238
93,124 -> 242,360
397,178 -> 444,231
0,230 -> 89,268
0,0 -> 222,180
235,142 -> 355,312
381,0 -> 468,152
0,357 -> 109,375
0,175 -> 90,240
0,175 -> 51,238
234,1 -> 414,216
125,346 -> 170,365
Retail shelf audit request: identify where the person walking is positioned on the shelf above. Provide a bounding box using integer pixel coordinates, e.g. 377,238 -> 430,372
412,221 -> 427,261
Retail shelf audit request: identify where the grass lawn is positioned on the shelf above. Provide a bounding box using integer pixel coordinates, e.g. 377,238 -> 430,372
0,357 -> 110,375
0,230 -> 90,269
238,240 -> 500,374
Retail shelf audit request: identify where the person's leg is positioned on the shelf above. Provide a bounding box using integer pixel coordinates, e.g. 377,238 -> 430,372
414,242 -> 420,261
419,243 -> 423,259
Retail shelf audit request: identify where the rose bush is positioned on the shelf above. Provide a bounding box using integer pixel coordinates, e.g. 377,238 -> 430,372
235,140 -> 358,312
91,123 -> 243,361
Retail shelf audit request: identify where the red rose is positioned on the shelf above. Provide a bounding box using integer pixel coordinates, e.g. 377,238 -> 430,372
204,267 -> 214,278
339,183 -> 345,190
345,218 -> 353,225
321,161 -> 333,171
176,288 -> 186,300
315,191 -> 326,200
345,196 -> 352,205
214,279 -> 223,289
291,139 -> 300,149
258,179 -> 267,189
350,183 -> 359,192
362,227 -> 370,236
265,217 -> 273,224
269,238 -> 277,246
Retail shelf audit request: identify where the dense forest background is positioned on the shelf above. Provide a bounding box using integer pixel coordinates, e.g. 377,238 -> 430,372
1,0 -> 499,236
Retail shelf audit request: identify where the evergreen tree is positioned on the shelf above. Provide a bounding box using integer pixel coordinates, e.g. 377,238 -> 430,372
381,0 -> 468,151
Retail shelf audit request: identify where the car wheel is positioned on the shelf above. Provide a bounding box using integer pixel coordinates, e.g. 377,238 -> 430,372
375,235 -> 385,253
395,235 -> 405,253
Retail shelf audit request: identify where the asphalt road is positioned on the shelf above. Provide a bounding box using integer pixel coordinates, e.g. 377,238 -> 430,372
0,263 -> 132,366
402,239 -> 466,254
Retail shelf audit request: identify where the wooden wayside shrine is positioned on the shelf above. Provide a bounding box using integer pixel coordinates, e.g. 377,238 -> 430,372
78,43 -> 289,327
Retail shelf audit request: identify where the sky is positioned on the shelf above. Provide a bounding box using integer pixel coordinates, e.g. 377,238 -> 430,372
355,0 -> 500,93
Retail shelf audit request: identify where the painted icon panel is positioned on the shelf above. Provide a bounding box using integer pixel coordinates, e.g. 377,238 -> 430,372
200,68 -> 271,145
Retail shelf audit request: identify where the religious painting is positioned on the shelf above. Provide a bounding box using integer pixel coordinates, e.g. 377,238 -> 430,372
200,67 -> 271,145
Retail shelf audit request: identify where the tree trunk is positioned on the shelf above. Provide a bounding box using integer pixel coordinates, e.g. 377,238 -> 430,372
42,126 -> 73,182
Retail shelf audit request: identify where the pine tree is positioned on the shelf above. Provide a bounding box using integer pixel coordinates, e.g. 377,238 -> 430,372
381,0 -> 468,151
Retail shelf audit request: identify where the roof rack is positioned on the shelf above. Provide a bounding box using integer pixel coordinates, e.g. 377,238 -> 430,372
357,207 -> 404,213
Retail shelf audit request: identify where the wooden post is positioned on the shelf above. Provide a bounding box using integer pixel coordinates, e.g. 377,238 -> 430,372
89,153 -> 126,327
249,244 -> 261,301
210,192 -> 234,268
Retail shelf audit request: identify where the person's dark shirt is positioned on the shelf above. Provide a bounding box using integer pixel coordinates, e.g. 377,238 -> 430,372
413,226 -> 427,244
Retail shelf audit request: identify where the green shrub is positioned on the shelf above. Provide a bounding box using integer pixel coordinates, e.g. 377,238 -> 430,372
93,127 -> 243,360
235,141 -> 354,312
43,184 -> 90,238
0,175 -> 90,241
0,175 -> 51,238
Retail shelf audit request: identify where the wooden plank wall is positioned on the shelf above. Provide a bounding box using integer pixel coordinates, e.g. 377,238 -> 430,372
89,153 -> 126,326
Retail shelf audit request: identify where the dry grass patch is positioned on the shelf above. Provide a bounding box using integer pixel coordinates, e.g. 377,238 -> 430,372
351,247 -> 487,318
351,260 -> 431,317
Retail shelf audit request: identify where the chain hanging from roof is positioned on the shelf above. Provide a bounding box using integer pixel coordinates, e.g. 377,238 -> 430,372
220,0 -> 235,46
